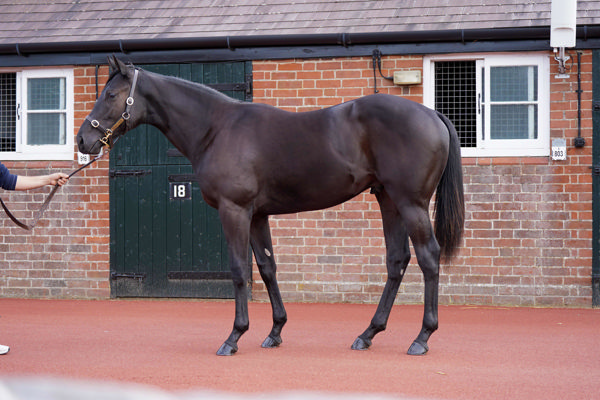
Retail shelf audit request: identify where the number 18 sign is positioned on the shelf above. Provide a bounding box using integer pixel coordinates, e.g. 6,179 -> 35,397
170,182 -> 192,200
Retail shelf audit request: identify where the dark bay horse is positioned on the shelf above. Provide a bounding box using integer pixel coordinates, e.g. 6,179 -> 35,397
77,56 -> 464,356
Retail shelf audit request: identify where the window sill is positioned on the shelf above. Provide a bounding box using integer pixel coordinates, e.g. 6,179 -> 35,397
461,148 -> 549,158
0,151 -> 74,161
461,156 -> 549,166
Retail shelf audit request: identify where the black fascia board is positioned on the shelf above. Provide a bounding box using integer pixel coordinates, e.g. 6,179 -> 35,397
0,26 -> 555,55
1,26 -> 600,67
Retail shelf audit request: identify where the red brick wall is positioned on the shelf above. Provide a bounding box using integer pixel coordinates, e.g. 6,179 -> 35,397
1,52 -> 593,307
0,66 -> 111,299
251,53 -> 594,307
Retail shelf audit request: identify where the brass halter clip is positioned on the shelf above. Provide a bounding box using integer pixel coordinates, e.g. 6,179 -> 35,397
99,128 -> 113,147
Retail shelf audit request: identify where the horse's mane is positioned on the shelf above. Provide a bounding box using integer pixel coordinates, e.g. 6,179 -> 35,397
106,66 -> 241,104
152,70 -> 242,104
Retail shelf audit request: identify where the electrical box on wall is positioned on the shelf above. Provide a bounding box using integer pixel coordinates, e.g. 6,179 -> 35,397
550,0 -> 577,48
393,70 -> 422,85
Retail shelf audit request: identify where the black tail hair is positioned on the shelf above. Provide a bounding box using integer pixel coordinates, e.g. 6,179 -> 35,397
433,112 -> 465,259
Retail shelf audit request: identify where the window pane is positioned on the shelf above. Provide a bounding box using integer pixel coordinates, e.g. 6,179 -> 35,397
0,73 -> 17,151
490,66 -> 537,102
27,77 -> 66,110
27,113 -> 66,145
490,104 -> 538,139
434,61 -> 477,147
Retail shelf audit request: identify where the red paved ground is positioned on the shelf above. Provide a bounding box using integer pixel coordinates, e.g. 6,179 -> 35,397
0,298 -> 599,399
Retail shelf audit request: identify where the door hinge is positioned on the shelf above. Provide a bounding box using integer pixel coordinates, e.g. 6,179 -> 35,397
590,165 -> 600,175
109,169 -> 152,178
593,101 -> 600,111
110,272 -> 146,281
245,73 -> 253,101
205,76 -> 253,102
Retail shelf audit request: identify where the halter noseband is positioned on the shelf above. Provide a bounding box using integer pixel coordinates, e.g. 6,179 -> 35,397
86,68 -> 140,149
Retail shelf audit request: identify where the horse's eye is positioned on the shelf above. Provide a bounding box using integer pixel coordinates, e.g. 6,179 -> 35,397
107,91 -> 117,99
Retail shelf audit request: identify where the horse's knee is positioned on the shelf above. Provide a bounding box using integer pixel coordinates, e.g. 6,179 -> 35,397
258,264 -> 276,283
230,264 -> 249,288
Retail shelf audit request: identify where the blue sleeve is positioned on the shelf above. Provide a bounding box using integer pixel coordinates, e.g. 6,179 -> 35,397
0,162 -> 17,191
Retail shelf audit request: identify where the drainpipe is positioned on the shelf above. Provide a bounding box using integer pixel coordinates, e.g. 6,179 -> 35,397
593,50 -> 600,308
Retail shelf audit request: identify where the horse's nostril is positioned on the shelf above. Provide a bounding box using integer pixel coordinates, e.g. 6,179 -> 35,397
77,135 -> 85,151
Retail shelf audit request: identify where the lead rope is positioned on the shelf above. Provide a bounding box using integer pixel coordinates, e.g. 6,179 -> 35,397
0,149 -> 107,230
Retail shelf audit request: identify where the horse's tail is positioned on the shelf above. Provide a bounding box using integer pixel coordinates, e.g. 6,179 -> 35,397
434,112 -> 465,260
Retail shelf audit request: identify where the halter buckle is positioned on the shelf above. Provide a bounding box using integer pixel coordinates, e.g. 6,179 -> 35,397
90,119 -> 100,128
126,97 -> 134,106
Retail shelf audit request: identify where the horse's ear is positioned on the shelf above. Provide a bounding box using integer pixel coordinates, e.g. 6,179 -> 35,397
107,55 -> 129,76
115,57 -> 129,76
107,55 -> 118,74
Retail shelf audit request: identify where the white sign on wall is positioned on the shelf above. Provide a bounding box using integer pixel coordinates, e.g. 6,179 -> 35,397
551,138 -> 567,161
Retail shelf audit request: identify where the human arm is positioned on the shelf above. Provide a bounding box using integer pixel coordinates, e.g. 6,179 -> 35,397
14,173 -> 69,190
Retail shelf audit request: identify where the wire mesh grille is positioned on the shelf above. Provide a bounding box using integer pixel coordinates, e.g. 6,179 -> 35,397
0,73 -> 17,152
434,61 -> 477,148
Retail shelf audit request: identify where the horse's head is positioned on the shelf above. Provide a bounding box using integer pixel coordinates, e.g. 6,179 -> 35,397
77,55 -> 141,155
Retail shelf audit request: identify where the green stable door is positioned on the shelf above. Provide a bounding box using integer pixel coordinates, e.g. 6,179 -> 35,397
109,62 -> 252,298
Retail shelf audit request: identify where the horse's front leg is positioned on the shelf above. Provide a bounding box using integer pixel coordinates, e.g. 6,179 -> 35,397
216,201 -> 253,356
250,214 -> 287,348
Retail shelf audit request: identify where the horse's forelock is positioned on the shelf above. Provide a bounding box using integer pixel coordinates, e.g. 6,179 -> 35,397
107,69 -> 120,83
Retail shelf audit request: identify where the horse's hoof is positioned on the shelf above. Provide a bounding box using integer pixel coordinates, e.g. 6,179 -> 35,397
351,337 -> 372,350
261,335 -> 282,348
407,341 -> 429,356
216,342 -> 238,356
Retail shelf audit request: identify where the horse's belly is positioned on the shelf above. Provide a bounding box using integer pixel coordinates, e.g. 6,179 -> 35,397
258,170 -> 374,215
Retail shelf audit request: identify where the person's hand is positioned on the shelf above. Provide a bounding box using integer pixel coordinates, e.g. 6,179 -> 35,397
48,172 -> 69,186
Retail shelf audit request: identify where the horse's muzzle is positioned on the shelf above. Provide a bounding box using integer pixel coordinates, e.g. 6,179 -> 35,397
77,132 -> 103,155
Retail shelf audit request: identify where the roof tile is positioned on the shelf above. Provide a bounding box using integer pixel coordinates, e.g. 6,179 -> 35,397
0,0 -> 597,45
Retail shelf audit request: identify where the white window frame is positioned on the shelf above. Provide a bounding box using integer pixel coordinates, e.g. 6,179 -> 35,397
0,67 -> 74,161
423,53 -> 550,157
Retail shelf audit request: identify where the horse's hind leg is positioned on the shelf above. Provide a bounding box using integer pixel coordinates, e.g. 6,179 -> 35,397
352,189 -> 410,351
403,205 -> 441,356
250,214 -> 287,348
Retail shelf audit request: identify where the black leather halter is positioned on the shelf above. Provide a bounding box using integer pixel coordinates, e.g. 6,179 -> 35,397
85,68 -> 139,149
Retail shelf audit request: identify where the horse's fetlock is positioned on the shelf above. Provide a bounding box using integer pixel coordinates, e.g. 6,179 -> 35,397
423,316 -> 438,333
370,319 -> 387,334
235,322 -> 249,334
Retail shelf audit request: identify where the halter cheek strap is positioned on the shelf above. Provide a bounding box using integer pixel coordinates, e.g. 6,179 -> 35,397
86,68 -> 139,149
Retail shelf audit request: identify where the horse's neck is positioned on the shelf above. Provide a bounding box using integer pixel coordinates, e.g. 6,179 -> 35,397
141,73 -> 225,161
